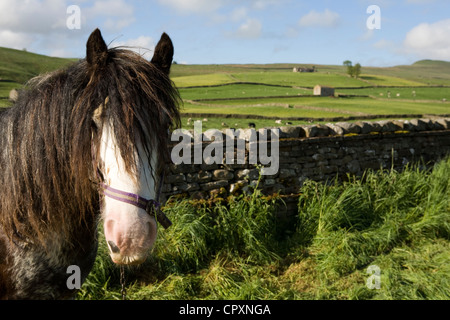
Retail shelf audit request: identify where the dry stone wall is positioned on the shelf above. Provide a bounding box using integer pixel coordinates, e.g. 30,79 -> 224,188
162,118 -> 450,208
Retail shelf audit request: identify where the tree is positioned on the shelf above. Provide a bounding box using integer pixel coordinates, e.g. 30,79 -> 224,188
343,60 -> 362,78
353,63 -> 361,78
343,60 -> 353,77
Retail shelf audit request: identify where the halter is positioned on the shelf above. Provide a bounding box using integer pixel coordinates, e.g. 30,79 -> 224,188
99,173 -> 172,229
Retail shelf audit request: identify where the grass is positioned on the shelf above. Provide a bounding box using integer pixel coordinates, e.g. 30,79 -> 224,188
0,47 -> 75,84
178,83 -> 311,100
357,60 -> 450,86
171,65 -> 449,128
338,87 -> 450,101
171,63 -> 303,78
179,117 -> 313,131
173,73 -> 236,87
181,96 -> 450,119
0,81 -> 22,97
174,70 -> 369,88
230,72 -> 368,88
181,100 -> 347,119
0,47 -> 75,108
78,156 -> 450,300
359,74 -> 426,87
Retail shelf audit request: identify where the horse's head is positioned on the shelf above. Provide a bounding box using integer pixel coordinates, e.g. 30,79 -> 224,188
86,29 -> 178,265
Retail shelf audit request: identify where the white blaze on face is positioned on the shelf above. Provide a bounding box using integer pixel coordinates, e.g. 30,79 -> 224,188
99,122 -> 158,265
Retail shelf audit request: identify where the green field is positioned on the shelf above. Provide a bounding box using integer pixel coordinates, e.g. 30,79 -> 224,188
338,87 -> 449,101
174,71 -> 368,88
171,60 -> 450,129
172,73 -> 236,87
0,47 -> 75,84
0,47 -> 75,107
181,96 -> 449,120
1,47 -> 449,128
179,83 -> 311,100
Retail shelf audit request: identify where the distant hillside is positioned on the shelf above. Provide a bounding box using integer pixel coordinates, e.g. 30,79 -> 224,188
171,60 -> 450,86
0,47 -> 76,84
413,59 -> 450,67
361,60 -> 450,86
1,44 -> 449,87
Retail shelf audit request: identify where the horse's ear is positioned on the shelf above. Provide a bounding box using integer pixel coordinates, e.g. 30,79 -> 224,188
86,28 -> 108,69
151,33 -> 174,75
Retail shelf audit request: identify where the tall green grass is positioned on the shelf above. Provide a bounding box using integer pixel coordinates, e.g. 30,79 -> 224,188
78,157 -> 450,300
298,158 -> 449,274
295,158 -> 449,299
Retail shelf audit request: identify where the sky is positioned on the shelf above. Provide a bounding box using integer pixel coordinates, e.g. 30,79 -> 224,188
0,0 -> 449,67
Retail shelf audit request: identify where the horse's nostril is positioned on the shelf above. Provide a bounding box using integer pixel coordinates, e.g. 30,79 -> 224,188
107,240 -> 120,254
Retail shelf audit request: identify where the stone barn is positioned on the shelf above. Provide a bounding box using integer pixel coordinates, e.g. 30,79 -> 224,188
293,66 -> 316,73
314,85 -> 335,97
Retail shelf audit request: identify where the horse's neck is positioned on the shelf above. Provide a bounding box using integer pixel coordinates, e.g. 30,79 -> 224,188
6,227 -> 98,299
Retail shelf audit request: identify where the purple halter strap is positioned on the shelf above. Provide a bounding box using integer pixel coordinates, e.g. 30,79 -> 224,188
100,183 -> 155,210
99,173 -> 172,229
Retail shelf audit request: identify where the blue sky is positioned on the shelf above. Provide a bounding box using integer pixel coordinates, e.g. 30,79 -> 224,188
0,0 -> 449,67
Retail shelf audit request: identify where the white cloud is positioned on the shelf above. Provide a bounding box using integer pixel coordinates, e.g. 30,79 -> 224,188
403,19 -> 450,60
0,0 -> 70,52
157,0 -> 223,15
235,18 -> 262,39
0,30 -> 33,50
85,0 -> 135,32
298,9 -> 340,28
0,0 -> 67,34
226,4 -> 263,39
0,0 -> 135,35
0,0 -> 137,57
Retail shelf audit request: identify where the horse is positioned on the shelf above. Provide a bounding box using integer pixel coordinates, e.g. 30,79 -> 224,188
0,28 -> 180,299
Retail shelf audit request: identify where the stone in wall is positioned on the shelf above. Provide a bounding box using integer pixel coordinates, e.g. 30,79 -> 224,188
213,169 -> 234,180
334,122 -> 361,134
